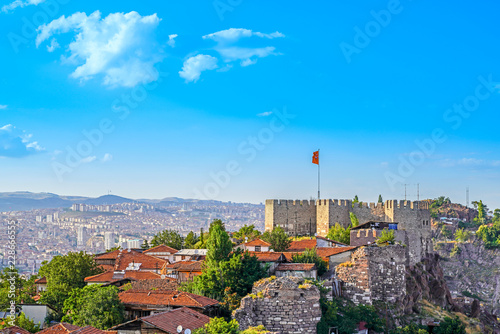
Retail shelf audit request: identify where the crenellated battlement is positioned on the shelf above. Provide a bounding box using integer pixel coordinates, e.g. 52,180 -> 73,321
268,199 -> 316,206
385,200 -> 429,210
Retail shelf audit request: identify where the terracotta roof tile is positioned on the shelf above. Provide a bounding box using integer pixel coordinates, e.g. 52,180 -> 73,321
243,239 -> 271,247
38,323 -> 81,334
112,249 -> 167,271
69,327 -> 106,334
316,235 -> 348,246
165,261 -> 203,272
287,239 -> 317,252
141,307 -> 210,334
35,276 -> 47,284
129,279 -> 179,291
316,247 -> 356,258
246,252 -> 286,262
276,263 -> 316,271
0,326 -> 32,334
84,271 -> 162,283
95,250 -> 121,260
119,290 -> 219,309
98,265 -> 114,272
143,245 -> 179,255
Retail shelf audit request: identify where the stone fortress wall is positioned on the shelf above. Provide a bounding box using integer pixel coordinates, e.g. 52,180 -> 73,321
265,199 -> 432,266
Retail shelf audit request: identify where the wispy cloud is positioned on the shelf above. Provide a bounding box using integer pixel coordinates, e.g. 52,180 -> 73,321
0,124 -> 45,158
37,11 -> 165,88
179,54 -> 218,83
167,34 -> 178,47
46,38 -> 60,52
180,28 -> 284,82
80,156 -> 96,164
257,111 -> 273,117
0,105 -> 7,110
102,153 -> 113,162
1,0 -> 45,13
439,157 -> 500,168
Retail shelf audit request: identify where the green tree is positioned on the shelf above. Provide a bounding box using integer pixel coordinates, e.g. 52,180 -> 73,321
0,312 -> 40,333
0,268 -> 36,311
473,200 -> 488,226
434,317 -> 466,334
184,231 -> 199,249
62,285 -> 124,329
150,229 -> 183,249
240,326 -> 268,334
376,228 -> 395,245
326,223 -> 350,245
291,248 -> 327,276
233,224 -> 261,243
390,324 -> 428,333
39,252 -> 103,313
476,221 -> 500,249
378,194 -> 383,203
194,317 -> 239,334
349,212 -> 359,228
195,228 -> 208,249
440,226 -> 453,240
353,195 -> 359,203
140,239 -> 149,250
454,228 -> 471,243
206,219 -> 233,267
261,227 -> 291,252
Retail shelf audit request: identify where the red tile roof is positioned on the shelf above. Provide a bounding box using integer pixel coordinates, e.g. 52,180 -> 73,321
282,247 -> 356,262
98,265 -> 115,272
112,249 -> 167,271
84,270 -> 162,283
243,239 -> 271,247
141,307 -> 210,334
119,290 -> 219,309
35,276 -> 47,284
38,323 -> 81,334
287,239 -> 317,252
316,247 -> 356,258
129,279 -> 179,291
246,251 -> 286,262
95,250 -> 121,260
143,245 -> 179,255
0,326 -> 32,334
165,261 -> 203,272
276,263 -> 316,271
69,327 -> 106,334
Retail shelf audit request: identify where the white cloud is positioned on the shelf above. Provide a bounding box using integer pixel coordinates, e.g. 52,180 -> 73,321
1,0 -> 45,13
0,124 -> 44,158
182,28 -> 284,82
167,34 -> 178,47
102,153 -> 113,162
0,105 -> 7,110
179,54 -> 218,83
257,111 -> 273,117
203,28 -> 284,43
47,38 -> 59,52
80,156 -> 96,164
36,11 -> 165,88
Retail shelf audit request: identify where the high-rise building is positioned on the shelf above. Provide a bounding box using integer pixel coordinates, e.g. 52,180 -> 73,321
46,215 -> 53,223
53,212 -> 59,220
77,226 -> 87,247
104,232 -> 115,250
35,216 -> 42,222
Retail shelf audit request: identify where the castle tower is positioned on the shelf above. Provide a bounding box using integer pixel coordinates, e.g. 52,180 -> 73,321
265,200 -> 316,237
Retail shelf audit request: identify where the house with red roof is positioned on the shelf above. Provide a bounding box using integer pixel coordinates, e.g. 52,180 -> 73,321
245,251 -> 288,274
110,307 -> 210,334
143,245 -> 179,263
0,326 -> 32,334
118,290 -> 219,318
36,322 -> 81,334
84,270 -> 164,285
240,239 -> 271,252
163,261 -> 203,282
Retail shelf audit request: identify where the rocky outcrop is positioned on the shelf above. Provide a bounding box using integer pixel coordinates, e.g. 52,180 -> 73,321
234,276 -> 321,334
402,253 -> 457,314
436,242 -> 500,315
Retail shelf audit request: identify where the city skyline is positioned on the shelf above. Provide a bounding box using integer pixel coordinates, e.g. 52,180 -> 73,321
1,1 -> 500,209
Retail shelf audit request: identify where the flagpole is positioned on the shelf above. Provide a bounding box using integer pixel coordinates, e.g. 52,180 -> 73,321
318,149 -> 320,200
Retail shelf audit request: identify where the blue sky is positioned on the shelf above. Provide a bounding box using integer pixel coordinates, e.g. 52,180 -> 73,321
1,0 -> 500,210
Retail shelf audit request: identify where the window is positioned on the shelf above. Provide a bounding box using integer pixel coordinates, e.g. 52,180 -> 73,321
255,246 -> 261,252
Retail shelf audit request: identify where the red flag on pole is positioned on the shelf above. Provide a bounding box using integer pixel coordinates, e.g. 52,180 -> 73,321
312,150 -> 319,165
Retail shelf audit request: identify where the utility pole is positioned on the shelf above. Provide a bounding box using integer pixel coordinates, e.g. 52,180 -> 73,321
466,186 -> 469,208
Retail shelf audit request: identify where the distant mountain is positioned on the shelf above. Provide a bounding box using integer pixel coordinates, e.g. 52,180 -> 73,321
0,192 -> 260,212
83,195 -> 134,205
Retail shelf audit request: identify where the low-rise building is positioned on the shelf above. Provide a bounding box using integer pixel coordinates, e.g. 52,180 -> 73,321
275,263 -> 317,279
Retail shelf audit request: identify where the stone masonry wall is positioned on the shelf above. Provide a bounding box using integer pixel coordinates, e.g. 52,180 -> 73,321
265,200 -> 316,236
336,245 -> 407,305
234,276 -> 321,334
